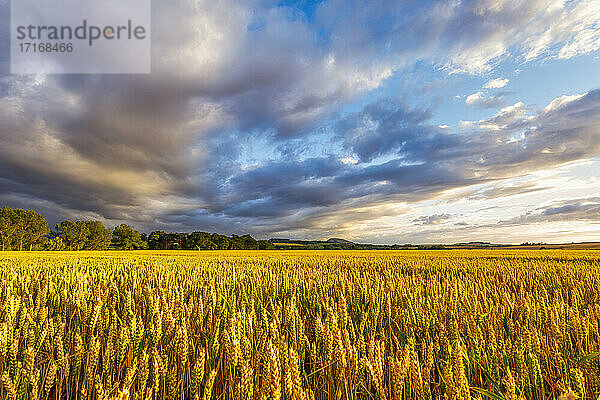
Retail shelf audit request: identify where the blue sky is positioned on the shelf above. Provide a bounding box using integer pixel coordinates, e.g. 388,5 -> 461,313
1,0 -> 600,243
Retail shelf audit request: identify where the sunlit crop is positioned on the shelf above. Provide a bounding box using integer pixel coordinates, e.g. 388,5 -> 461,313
0,250 -> 599,399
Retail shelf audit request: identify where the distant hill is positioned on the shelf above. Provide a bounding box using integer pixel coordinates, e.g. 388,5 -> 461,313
268,238 -> 445,250
268,238 -> 600,250
326,238 -> 355,244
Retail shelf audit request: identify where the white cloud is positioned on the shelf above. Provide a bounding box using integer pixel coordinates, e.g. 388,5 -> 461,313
523,0 -> 600,61
544,92 -> 588,113
461,102 -> 529,130
483,78 -> 509,89
558,28 -> 600,59
466,92 -> 484,105
459,120 -> 475,129
440,0 -> 600,73
465,91 -> 505,108
465,79 -> 509,108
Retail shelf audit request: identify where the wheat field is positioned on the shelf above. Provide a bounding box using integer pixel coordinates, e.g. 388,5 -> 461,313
0,250 -> 599,400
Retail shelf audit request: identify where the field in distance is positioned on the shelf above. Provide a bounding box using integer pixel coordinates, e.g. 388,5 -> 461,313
0,250 -> 598,399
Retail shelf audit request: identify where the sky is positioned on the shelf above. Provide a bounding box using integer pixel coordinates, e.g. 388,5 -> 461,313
1,0 -> 600,244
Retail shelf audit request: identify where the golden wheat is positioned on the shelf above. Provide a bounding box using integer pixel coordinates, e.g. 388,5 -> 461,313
0,250 -> 598,399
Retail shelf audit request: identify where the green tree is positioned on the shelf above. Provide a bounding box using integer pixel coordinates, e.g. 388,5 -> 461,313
12,209 -> 49,251
0,207 -> 17,251
56,220 -> 90,251
164,233 -> 186,249
184,231 -> 217,250
241,234 -> 259,249
258,240 -> 275,250
211,233 -> 231,250
112,224 -> 147,250
83,221 -> 112,250
148,231 -> 167,250
42,236 -> 66,251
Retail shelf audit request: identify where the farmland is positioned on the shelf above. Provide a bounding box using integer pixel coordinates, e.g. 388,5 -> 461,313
0,250 -> 599,399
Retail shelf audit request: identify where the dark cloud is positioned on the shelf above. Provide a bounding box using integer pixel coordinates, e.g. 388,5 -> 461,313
499,198 -> 600,226
177,90 -> 600,234
413,214 -> 452,225
224,90 -> 600,222
334,98 -> 437,163
2,86 -> 600,235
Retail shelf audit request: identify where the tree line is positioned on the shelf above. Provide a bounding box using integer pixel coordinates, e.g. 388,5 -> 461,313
145,231 -> 274,250
0,207 -> 271,251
